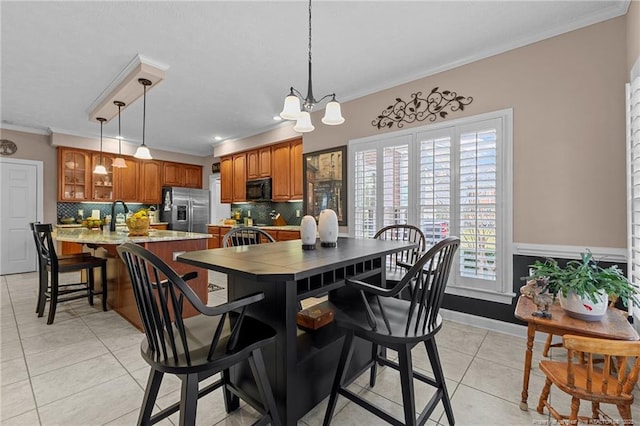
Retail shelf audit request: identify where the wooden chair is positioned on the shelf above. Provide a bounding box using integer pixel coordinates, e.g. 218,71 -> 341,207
32,224 -> 107,324
222,226 -> 276,247
373,224 -> 426,286
116,243 -> 281,426
537,334 -> 640,425
323,237 -> 460,426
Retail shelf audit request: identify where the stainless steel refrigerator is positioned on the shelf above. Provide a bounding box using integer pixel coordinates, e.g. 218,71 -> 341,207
160,187 -> 210,233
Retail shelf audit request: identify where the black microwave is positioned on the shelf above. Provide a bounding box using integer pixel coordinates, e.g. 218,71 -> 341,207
246,178 -> 272,201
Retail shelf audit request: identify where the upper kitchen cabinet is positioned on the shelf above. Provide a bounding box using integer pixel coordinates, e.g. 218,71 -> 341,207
162,162 -> 183,186
271,138 -> 303,201
220,156 -> 233,203
290,139 -> 303,200
247,147 -> 271,179
90,153 -> 115,202
271,142 -> 291,201
114,157 -> 140,202
232,153 -> 246,202
183,164 -> 202,188
162,162 -> 203,188
220,153 -> 247,203
59,148 -> 91,201
140,160 -> 163,204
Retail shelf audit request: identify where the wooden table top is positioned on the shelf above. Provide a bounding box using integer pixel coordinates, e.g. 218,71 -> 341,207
514,296 -> 639,341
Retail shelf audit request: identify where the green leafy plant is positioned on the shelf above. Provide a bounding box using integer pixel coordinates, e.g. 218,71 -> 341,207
525,252 -> 639,308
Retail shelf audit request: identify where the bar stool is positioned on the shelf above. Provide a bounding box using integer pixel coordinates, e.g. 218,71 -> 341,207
32,224 -> 108,324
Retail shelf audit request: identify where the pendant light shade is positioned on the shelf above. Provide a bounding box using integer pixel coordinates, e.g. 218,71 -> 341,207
134,78 -> 153,160
293,111 -> 315,133
280,90 -> 302,120
113,100 -> 127,168
321,96 -> 345,125
93,118 -> 108,175
279,0 -> 344,132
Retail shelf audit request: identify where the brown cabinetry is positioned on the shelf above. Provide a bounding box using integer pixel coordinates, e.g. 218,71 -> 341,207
220,157 -> 234,203
140,160 -> 163,204
162,162 -> 183,187
114,158 -> 140,202
271,138 -> 303,201
275,230 -> 300,241
207,226 -> 222,249
232,154 -> 247,202
184,164 -> 202,188
290,139 -> 303,200
90,153 -> 115,202
271,142 -> 292,201
247,147 -> 271,179
162,162 -> 202,188
59,149 -> 91,201
149,223 -> 168,230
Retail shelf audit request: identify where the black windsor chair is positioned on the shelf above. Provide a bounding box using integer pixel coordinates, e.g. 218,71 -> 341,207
117,243 -> 281,426
222,226 -> 276,247
323,236 -> 460,426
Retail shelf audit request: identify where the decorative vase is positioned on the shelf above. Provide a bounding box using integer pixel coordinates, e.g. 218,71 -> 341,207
558,289 -> 608,321
126,216 -> 150,236
318,209 -> 338,248
300,215 -> 317,250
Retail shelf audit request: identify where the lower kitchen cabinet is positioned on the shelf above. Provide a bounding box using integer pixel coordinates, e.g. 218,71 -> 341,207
149,223 -> 168,230
275,230 -> 300,241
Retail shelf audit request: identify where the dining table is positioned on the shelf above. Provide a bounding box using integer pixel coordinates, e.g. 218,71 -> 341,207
177,236 -> 417,425
514,295 -> 639,410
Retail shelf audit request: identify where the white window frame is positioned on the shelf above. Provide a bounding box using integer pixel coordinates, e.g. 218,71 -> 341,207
348,109 -> 514,304
627,71 -> 640,324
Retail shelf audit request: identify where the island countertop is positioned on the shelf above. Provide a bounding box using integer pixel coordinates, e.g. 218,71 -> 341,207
52,228 -> 211,244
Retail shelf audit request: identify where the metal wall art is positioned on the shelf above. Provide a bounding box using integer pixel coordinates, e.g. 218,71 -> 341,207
372,87 -> 473,130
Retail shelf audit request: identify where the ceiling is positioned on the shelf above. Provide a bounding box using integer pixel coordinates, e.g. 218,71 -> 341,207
0,1 -> 629,157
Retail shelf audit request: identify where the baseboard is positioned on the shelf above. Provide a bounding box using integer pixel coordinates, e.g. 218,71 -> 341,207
440,308 -> 548,343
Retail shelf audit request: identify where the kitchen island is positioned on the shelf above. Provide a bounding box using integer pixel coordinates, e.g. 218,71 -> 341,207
53,228 -> 210,329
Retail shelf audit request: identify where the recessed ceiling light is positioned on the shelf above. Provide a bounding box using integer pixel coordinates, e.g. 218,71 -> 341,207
214,136 -> 223,141
273,116 -> 283,121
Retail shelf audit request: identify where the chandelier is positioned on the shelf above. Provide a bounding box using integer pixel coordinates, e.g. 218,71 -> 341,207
279,0 -> 344,133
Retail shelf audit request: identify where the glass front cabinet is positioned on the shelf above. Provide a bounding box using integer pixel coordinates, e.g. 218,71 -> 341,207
59,149 -> 91,202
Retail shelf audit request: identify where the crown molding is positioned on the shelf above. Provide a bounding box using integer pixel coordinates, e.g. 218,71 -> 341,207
0,123 -> 51,135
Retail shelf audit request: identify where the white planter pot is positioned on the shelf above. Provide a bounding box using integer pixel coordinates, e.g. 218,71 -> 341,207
558,289 -> 608,321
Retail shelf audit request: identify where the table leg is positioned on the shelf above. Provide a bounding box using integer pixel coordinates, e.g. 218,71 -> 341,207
520,324 -> 535,410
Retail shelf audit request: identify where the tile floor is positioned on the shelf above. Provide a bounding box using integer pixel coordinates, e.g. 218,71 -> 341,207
1,271 -> 638,425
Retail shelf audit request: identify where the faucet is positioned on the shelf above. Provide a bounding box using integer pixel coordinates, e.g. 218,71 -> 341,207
110,200 -> 129,232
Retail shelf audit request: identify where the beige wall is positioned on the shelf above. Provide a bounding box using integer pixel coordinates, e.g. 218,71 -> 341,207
230,17 -> 629,248
0,129 -> 59,224
628,0 -> 640,73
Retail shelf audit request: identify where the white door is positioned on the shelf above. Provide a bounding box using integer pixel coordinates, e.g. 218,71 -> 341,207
0,158 -> 43,275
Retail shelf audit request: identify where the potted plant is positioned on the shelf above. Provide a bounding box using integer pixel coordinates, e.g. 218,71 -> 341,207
526,251 -> 639,321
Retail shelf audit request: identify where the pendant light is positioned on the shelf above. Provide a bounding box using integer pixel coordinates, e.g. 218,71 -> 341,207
279,0 -> 344,132
93,118 -> 108,175
112,101 -> 127,168
134,78 -> 153,160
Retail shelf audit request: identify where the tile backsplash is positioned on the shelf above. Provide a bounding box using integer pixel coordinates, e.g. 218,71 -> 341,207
230,201 -> 303,226
57,202 -> 157,222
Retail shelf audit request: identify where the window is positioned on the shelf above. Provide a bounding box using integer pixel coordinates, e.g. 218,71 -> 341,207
627,76 -> 640,321
349,110 -> 513,303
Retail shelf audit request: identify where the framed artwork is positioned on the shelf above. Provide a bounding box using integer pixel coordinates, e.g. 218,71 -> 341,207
303,146 -> 347,225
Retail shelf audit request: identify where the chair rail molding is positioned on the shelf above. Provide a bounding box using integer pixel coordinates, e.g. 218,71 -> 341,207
512,242 -> 627,263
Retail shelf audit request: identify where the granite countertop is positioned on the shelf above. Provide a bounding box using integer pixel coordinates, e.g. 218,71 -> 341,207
207,223 -> 300,231
52,228 -> 211,244
56,222 -> 168,229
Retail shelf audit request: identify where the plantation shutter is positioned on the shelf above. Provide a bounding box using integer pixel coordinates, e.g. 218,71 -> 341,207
457,122 -> 498,282
382,144 -> 410,226
628,76 -> 640,318
353,149 -> 377,238
418,130 -> 452,245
